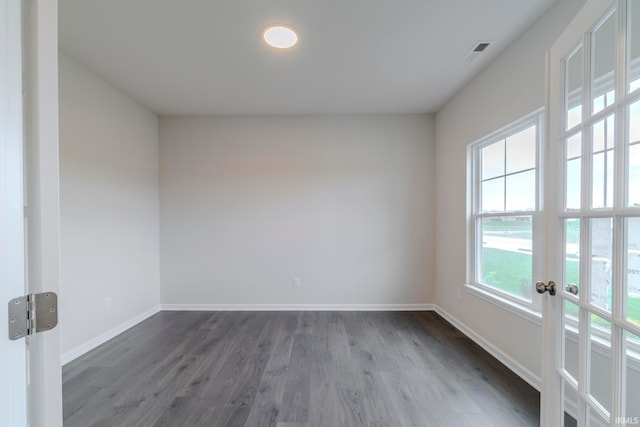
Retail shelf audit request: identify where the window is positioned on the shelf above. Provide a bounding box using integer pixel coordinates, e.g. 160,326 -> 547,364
467,110 -> 544,315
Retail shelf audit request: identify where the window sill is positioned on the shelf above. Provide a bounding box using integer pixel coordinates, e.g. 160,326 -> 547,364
464,283 -> 542,326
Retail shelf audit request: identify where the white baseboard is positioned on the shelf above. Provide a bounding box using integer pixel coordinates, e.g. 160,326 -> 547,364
434,304 -> 542,391
61,305 -> 161,366
160,303 -> 435,312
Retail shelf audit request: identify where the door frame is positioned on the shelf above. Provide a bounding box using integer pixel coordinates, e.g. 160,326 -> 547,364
1,0 -> 28,424
23,0 -> 63,425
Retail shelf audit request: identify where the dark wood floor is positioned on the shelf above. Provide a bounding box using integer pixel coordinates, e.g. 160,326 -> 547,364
63,311 -> 540,426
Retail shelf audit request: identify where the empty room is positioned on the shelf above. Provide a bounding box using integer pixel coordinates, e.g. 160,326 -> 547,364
2,0 -> 640,425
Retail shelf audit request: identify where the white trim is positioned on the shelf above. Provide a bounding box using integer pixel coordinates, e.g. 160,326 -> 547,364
470,108 -> 546,151
61,305 -> 161,366
160,303 -> 435,312
464,284 -> 543,326
467,109 -> 545,314
434,304 -> 542,391
1,0 -> 27,425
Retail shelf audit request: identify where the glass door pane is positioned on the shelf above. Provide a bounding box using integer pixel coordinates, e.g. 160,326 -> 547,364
564,300 -> 580,382
588,315 -> 612,414
587,405 -> 609,427
591,115 -> 615,209
590,218 -> 613,312
566,46 -> 584,130
628,0 -> 640,93
623,331 -> 640,420
625,218 -> 640,326
566,134 -> 583,210
628,101 -> 640,207
591,11 -> 616,115
565,219 -> 581,296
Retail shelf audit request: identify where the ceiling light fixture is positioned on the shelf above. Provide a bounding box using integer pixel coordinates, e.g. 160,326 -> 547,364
263,25 -> 298,49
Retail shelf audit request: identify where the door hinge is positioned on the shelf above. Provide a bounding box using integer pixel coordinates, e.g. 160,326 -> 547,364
8,292 -> 58,340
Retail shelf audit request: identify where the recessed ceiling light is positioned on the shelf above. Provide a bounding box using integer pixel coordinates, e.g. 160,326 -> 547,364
263,25 -> 298,49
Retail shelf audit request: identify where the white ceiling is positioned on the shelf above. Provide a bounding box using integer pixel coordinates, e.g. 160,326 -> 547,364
59,0 -> 558,115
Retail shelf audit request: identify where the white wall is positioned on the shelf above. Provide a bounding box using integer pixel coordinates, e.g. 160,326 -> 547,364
58,52 -> 161,359
160,115 -> 434,307
434,0 -> 586,386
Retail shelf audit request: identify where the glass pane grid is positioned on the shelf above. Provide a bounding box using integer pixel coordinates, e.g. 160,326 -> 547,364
558,4 -> 640,427
468,111 -> 541,339
480,131 -> 537,214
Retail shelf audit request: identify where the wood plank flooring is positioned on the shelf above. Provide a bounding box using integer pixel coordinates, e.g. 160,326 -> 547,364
63,311 -> 540,426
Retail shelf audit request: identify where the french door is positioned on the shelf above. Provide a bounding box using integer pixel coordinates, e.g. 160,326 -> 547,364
544,0 -> 640,425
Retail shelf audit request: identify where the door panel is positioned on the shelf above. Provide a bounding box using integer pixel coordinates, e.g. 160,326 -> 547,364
546,0 -> 640,425
22,0 -> 63,426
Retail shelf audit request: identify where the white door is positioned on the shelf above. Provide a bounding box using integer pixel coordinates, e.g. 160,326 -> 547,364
544,0 -> 640,425
2,0 -> 62,426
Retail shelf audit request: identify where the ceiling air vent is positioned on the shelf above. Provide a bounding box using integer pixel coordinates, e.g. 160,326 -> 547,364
463,41 -> 492,63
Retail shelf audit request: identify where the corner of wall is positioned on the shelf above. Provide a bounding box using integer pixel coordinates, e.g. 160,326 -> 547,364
59,52 -> 162,361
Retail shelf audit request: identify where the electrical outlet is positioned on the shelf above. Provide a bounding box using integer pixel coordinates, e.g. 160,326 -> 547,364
105,297 -> 112,310
293,277 -> 301,288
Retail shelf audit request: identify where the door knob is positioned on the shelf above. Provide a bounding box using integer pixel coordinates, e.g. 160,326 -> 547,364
565,283 -> 579,295
536,281 -> 556,296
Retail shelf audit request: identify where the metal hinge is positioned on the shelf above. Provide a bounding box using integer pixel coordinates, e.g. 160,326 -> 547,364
8,292 -> 58,340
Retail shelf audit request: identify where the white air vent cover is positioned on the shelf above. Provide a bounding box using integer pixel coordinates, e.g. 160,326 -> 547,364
463,41 -> 492,63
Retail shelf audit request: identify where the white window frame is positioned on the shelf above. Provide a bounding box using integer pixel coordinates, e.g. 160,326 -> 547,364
466,109 -> 545,323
